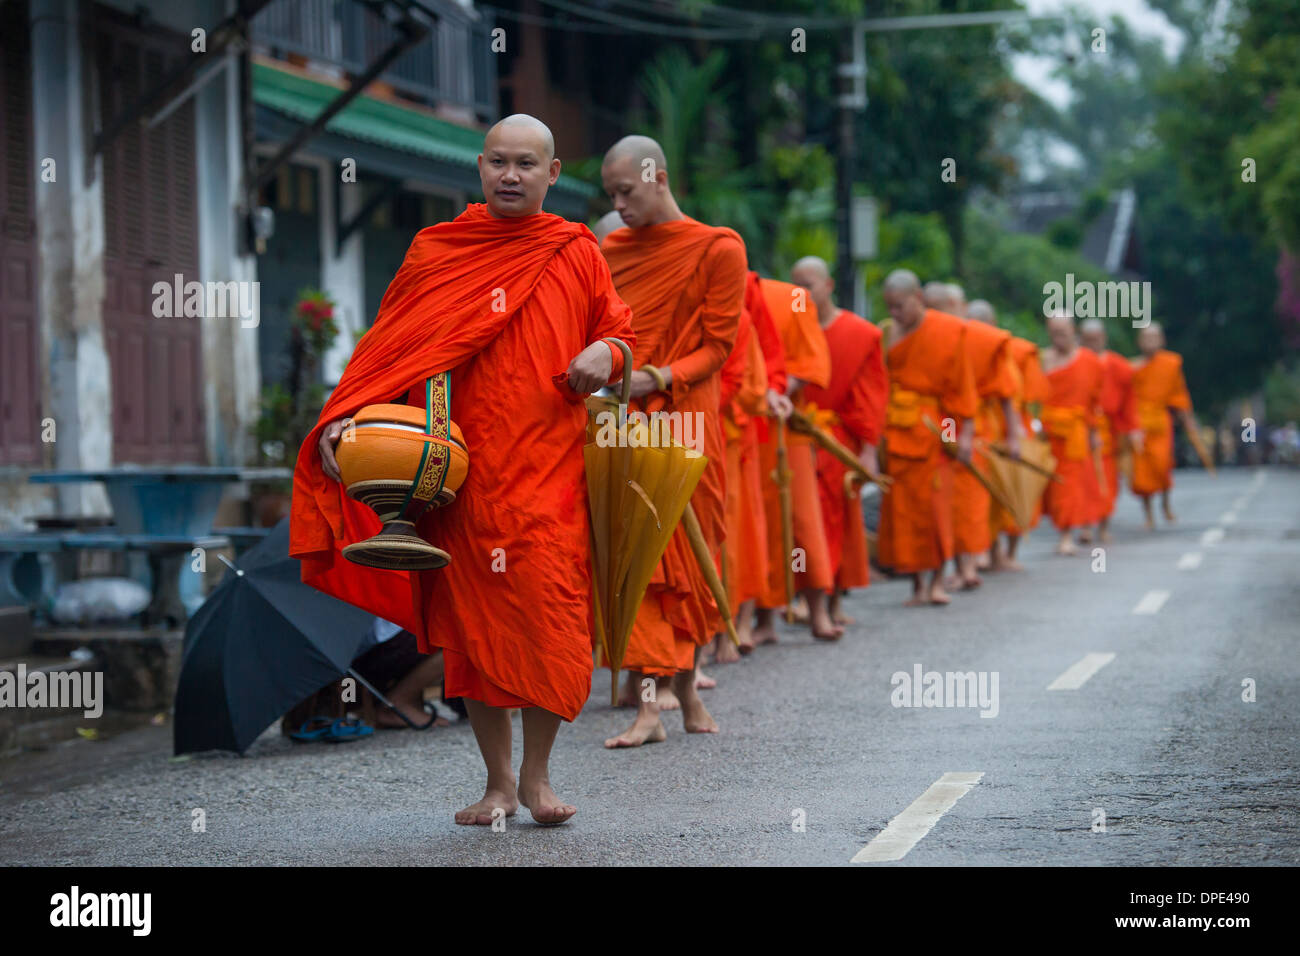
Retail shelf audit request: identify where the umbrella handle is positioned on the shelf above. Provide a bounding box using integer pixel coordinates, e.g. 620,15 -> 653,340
601,337 -> 635,409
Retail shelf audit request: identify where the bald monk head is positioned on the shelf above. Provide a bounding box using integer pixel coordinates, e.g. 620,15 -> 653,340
883,268 -> 927,332
790,255 -> 837,326
591,210 -> 626,245
922,280 -> 965,316
478,114 -> 560,218
600,134 -> 684,229
1079,318 -> 1107,353
946,283 -> 967,317
967,299 -> 996,325
1046,312 -> 1077,353
1137,322 -> 1165,357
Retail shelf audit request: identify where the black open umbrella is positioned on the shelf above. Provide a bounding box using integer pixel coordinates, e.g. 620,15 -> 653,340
174,518 -> 429,755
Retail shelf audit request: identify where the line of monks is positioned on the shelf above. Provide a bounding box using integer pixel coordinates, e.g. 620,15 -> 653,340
293,115 -> 1198,826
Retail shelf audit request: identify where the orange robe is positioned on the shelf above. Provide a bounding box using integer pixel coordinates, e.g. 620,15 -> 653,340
719,278 -> 778,607
880,310 -> 978,574
755,278 -> 834,608
952,321 -> 1016,556
800,309 -> 886,590
290,204 -> 634,721
602,218 -> 746,675
1129,349 -> 1192,495
1096,348 -> 1137,517
993,336 -> 1050,535
1042,348 -> 1104,531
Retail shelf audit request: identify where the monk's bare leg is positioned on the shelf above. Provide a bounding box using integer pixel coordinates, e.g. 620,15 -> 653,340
957,553 -> 982,589
1141,495 -> 1155,531
751,606 -> 779,646
905,574 -> 926,607
604,683 -> 667,748
830,590 -> 856,626
1161,490 -> 1176,523
656,675 -> 681,710
1098,516 -> 1113,544
617,670 -> 640,708
975,549 -> 992,571
695,658 -> 718,689
374,655 -> 449,729
925,570 -> 952,605
672,663 -> 718,734
735,600 -> 756,653
806,588 -> 843,640
456,700 -> 518,825
942,559 -> 964,592
713,629 -> 741,664
789,593 -> 810,624
517,707 -> 576,825
1056,531 -> 1077,555
998,534 -> 1025,571
1077,525 -> 1093,545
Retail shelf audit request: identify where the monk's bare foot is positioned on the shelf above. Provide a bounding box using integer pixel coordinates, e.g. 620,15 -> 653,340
455,784 -> 518,826
789,597 -> 810,624
1099,528 -> 1113,544
942,573 -> 964,591
831,606 -> 857,626
960,575 -> 982,590
674,681 -> 719,734
1077,529 -> 1093,545
927,584 -> 952,606
656,680 -> 681,711
517,775 -> 576,826
616,671 -> 641,708
751,613 -> 779,647
1056,537 -> 1078,556
997,557 -> 1025,572
603,711 -> 667,748
713,634 -> 741,664
1143,517 -> 1155,531
695,666 -> 717,690
735,611 -> 755,654
1163,509 -> 1177,524
904,594 -> 926,607
975,552 -> 992,571
811,611 -> 844,641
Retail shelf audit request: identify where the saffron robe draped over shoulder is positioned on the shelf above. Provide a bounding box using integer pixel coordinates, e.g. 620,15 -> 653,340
289,203 -> 634,721
602,218 -> 746,675
1129,349 -> 1192,496
879,309 -> 978,575
1096,348 -> 1138,516
755,278 -> 834,607
952,320 -> 1017,556
800,309 -> 887,590
1041,347 -> 1104,531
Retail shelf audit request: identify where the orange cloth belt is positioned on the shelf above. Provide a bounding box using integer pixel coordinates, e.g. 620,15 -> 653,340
1137,401 -> 1170,436
885,387 -> 940,429
1041,405 -> 1090,460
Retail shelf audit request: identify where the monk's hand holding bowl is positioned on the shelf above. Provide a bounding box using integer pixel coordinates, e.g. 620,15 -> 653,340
956,427 -> 974,464
1004,425 -> 1022,460
318,418 -> 351,482
627,369 -> 662,399
565,341 -> 614,394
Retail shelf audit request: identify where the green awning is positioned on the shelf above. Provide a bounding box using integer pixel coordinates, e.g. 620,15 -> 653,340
251,61 -> 598,206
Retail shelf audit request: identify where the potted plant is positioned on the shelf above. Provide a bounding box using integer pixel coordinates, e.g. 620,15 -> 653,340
250,288 -> 340,525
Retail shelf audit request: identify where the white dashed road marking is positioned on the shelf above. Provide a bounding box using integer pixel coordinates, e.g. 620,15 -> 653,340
1177,551 -> 1203,570
1047,652 -> 1117,690
1200,527 -> 1225,547
851,772 -> 984,863
1133,590 -> 1171,615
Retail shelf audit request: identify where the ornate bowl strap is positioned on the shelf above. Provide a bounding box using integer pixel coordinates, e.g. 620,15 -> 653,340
396,372 -> 453,524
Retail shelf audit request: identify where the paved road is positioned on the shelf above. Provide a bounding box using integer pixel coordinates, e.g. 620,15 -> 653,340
1,467 -> 1296,865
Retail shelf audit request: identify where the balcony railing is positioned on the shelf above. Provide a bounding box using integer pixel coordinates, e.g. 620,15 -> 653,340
251,0 -> 496,119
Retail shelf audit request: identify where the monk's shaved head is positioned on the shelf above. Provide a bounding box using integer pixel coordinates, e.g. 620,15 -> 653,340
967,299 -> 996,325
922,281 -> 950,308
1080,318 -> 1107,352
1137,321 -> 1166,357
600,133 -> 682,229
486,113 -> 555,161
1046,312 -> 1075,332
591,210 -> 625,244
603,134 -> 667,174
883,269 -> 921,296
792,255 -> 831,279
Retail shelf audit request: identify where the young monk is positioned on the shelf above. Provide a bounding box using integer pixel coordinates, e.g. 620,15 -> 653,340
1080,318 -> 1141,542
879,269 -> 977,606
1040,313 -> 1105,555
1129,323 -> 1195,529
599,134 -> 746,748
789,255 -> 887,627
293,115 -> 634,826
752,275 -> 841,641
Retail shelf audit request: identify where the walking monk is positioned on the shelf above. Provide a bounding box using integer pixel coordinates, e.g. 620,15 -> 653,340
1129,323 -> 1195,529
878,269 -> 977,606
789,255 -> 887,626
293,115 -> 634,825
1040,313 -> 1104,555
751,275 -> 840,641
950,302 -> 1020,588
970,300 -> 1049,571
1081,318 -> 1140,542
599,135 -> 746,747
712,272 -> 789,660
